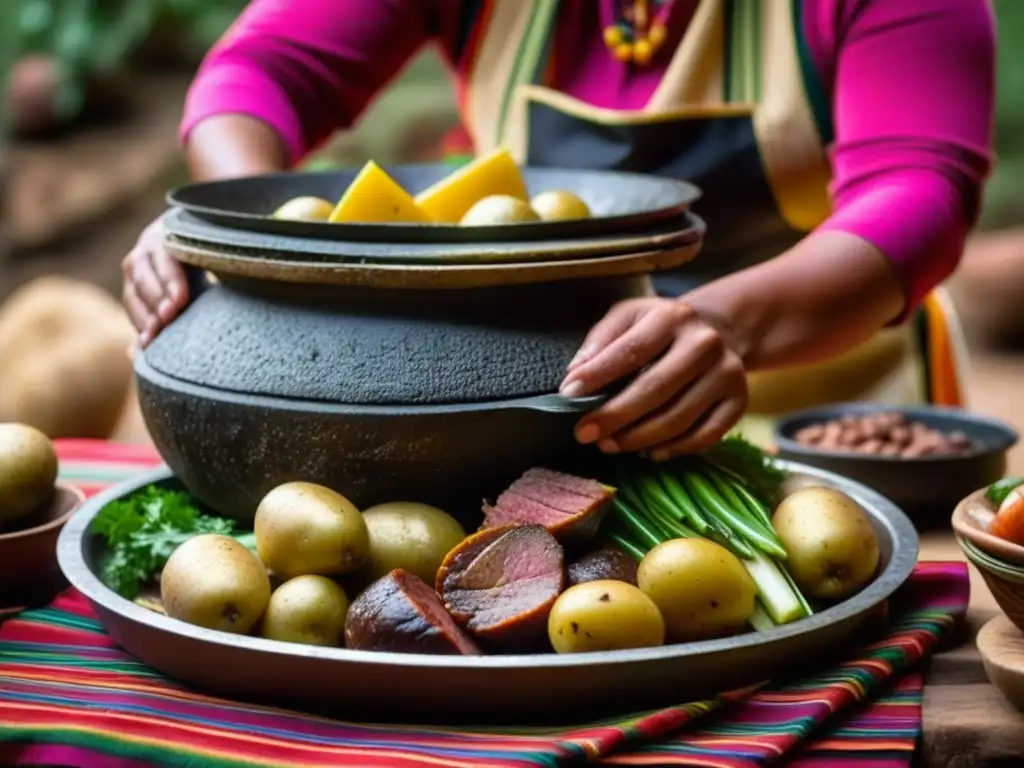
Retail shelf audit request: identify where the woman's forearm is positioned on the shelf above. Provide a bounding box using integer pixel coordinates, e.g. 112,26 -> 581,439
186,114 -> 289,181
683,230 -> 905,372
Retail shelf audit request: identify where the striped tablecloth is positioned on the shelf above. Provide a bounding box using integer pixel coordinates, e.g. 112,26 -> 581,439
0,439 -> 970,768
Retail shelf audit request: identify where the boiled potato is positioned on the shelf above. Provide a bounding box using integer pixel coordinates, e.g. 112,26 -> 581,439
0,422 -> 58,529
638,538 -> 756,643
530,190 -> 592,221
548,580 -> 664,653
772,487 -> 880,601
360,502 -> 466,585
260,575 -> 349,647
160,534 -> 271,635
254,482 -> 370,579
459,195 -> 540,226
271,196 -> 335,222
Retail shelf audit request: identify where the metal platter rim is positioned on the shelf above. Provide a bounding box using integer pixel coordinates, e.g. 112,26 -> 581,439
164,242 -> 703,289
161,208 -> 705,265
58,461 -> 918,671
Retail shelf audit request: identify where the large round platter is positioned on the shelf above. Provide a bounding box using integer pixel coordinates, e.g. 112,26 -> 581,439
166,165 -> 702,244
57,461 -> 918,723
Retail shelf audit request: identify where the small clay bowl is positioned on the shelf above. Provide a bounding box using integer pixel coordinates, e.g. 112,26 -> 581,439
0,483 -> 86,609
957,534 -> 1024,634
952,488 -> 1024,567
977,614 -> 1024,713
775,403 -> 1018,524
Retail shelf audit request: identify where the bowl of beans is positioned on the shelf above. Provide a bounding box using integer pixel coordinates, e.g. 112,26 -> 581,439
774,403 -> 1018,521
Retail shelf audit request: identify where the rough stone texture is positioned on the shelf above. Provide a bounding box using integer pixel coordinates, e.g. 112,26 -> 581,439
136,357 -> 590,525
146,277 -> 641,405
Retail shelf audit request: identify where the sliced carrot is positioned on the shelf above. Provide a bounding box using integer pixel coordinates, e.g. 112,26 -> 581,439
989,496 -> 1024,546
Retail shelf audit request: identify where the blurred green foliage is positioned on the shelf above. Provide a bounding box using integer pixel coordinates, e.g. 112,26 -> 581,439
981,0 -> 1024,230
14,0 -> 247,120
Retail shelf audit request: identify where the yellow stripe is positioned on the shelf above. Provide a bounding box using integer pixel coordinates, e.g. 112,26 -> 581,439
921,291 -> 965,407
752,0 -> 831,231
465,1 -> 536,154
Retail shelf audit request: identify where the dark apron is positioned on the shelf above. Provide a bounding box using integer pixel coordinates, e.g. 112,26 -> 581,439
461,0 -> 966,416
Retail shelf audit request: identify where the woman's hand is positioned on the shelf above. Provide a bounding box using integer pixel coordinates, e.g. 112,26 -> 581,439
121,219 -> 190,348
559,298 -> 748,461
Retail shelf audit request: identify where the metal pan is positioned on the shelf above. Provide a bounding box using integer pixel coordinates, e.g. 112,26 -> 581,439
166,165 -> 701,244
57,462 -> 917,724
161,208 -> 705,266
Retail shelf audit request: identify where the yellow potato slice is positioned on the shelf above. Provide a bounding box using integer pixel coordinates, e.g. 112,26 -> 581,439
329,161 -> 432,224
414,146 -> 529,223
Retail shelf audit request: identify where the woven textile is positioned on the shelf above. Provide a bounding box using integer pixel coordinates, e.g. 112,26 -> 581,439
0,440 -> 966,768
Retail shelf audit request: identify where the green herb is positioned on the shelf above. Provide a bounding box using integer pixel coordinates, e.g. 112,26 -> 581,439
986,476 -> 1024,507
90,485 -> 254,599
703,434 -> 788,507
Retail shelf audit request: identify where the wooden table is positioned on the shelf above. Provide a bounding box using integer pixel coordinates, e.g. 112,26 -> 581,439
914,353 -> 1024,766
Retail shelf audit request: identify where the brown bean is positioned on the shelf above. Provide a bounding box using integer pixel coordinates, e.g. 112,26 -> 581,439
880,444 -> 902,456
889,426 -> 912,447
902,442 -> 930,458
857,439 -> 884,454
822,422 -> 843,444
840,427 -> 865,447
795,425 -> 825,444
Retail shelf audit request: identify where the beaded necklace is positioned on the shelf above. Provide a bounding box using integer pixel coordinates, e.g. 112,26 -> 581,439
602,0 -> 678,67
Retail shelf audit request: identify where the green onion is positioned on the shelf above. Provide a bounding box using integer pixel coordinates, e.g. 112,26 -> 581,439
679,470 -> 788,559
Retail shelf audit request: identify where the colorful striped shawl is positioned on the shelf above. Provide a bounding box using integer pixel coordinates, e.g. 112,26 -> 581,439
0,440 -> 969,768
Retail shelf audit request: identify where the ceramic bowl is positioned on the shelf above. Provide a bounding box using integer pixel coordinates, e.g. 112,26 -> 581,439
774,403 -> 1018,523
951,488 -> 1024,566
957,534 -> 1024,634
0,483 -> 86,608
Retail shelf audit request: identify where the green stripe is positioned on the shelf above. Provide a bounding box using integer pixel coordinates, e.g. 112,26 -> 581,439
725,0 -> 761,103
59,464 -> 150,481
495,0 -> 559,145
792,0 -> 834,144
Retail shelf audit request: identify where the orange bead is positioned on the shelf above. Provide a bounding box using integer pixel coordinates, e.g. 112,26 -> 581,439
603,25 -> 624,48
648,22 -> 667,48
634,0 -> 649,30
633,37 -> 654,66
614,42 -> 634,62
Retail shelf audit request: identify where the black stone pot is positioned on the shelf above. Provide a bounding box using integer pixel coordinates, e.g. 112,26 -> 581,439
136,356 -> 603,526
138,272 -> 651,524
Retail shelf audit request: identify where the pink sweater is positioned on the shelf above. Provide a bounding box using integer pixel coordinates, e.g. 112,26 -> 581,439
181,0 -> 996,315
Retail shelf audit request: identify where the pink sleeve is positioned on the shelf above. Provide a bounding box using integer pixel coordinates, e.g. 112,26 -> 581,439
810,0 -> 996,320
179,0 -> 440,165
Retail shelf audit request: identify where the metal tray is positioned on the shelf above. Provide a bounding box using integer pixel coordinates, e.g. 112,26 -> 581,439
57,462 -> 917,724
166,165 -> 702,244
161,208 -> 705,266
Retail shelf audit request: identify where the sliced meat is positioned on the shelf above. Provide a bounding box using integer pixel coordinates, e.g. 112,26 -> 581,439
481,468 -> 616,546
438,524 -> 565,652
345,569 -> 481,655
566,544 -> 639,587
519,468 -> 610,501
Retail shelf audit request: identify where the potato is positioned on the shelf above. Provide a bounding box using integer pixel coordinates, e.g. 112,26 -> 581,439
271,196 -> 335,222
547,580 -> 664,653
459,195 -> 540,226
530,190 -> 592,221
254,482 -> 370,579
772,487 -> 880,601
359,501 -> 466,585
637,538 -> 756,643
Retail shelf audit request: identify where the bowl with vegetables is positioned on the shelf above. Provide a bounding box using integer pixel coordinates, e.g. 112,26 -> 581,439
957,534 -> 1024,635
57,437 -> 917,721
775,403 -> 1018,520
953,476 -> 1024,567
0,423 -> 86,606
